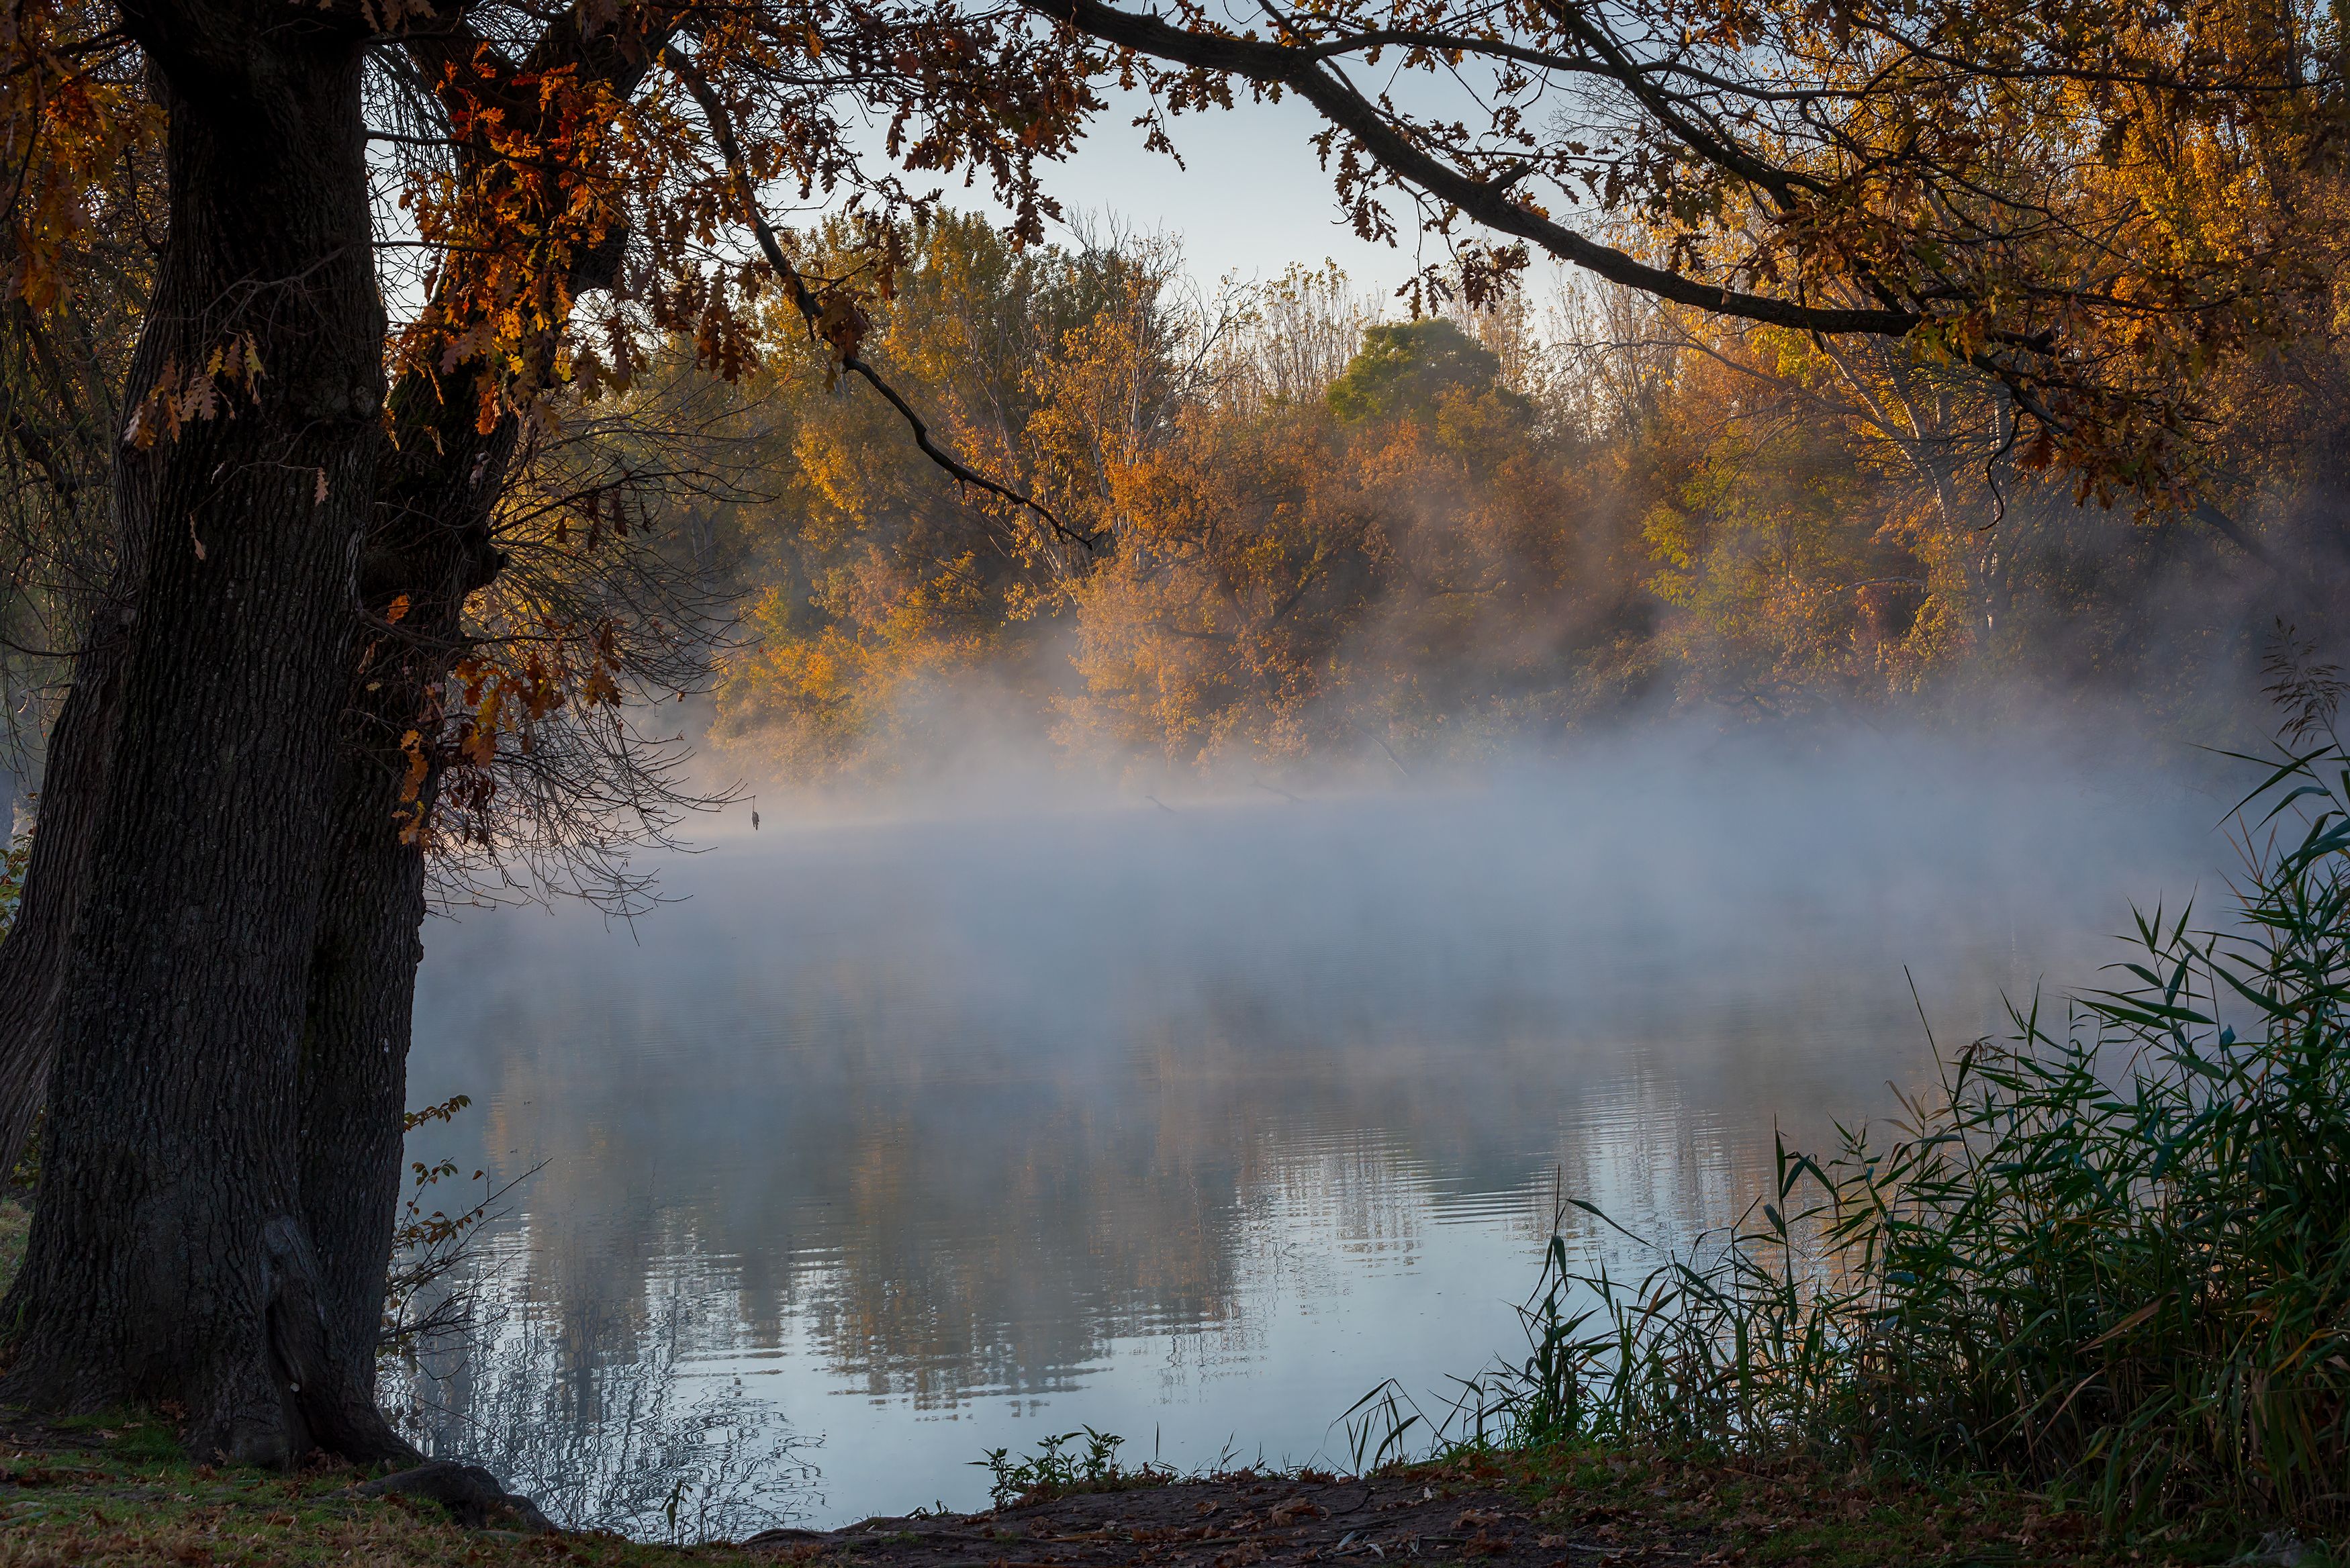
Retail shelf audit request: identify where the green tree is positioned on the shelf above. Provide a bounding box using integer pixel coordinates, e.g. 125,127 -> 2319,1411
1327,319 -> 1523,426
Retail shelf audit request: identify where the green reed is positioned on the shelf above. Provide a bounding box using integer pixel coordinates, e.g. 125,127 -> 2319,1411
1354,705 -> 2350,1535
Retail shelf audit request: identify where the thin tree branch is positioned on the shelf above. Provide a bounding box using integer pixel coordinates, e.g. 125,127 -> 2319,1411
664,48 -> 1103,552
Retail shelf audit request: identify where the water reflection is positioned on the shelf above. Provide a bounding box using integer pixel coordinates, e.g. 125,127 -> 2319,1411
396,1252 -> 818,1539
393,747 -> 2217,1534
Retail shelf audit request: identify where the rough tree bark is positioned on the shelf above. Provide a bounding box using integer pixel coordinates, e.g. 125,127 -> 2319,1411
0,335 -> 499,1389
0,0 -> 412,1463
291,378 -> 516,1413
0,49 -> 637,1447
0,577 -> 136,1179
284,13 -> 651,1404
0,437 -> 479,1465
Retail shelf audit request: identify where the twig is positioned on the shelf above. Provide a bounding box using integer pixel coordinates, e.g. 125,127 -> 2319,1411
664,50 -> 1100,553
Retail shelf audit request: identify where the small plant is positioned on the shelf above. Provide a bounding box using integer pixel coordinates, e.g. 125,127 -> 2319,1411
974,1426 -> 1166,1508
381,1093 -> 540,1353
0,810 -> 28,939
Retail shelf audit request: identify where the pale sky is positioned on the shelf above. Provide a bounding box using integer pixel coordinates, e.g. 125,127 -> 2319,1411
977,85 -> 1439,300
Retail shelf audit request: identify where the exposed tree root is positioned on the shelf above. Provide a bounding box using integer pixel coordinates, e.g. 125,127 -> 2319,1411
349,1460 -> 556,1532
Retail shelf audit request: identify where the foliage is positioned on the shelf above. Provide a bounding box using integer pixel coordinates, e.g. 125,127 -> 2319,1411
0,0 -> 1106,897
1037,0 -> 2350,524
0,1 -> 160,311
381,1093 -> 536,1354
1619,309 -> 2269,722
0,0 -> 156,781
5,0 -> 2335,838
0,814 -> 25,940
1349,691 -> 2350,1537
710,230 -> 1671,777
974,1426 -> 1172,1508
707,215 -> 1225,773
1325,320 -> 1525,427
710,223 -> 2291,783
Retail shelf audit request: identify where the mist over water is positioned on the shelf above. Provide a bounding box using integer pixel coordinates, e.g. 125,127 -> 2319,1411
395,718 -> 2230,1538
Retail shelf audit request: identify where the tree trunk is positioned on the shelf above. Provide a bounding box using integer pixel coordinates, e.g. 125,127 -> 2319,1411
0,11 -> 644,1465
292,379 -> 516,1411
0,578 -> 137,1179
0,9 -> 410,1464
280,9 -> 649,1403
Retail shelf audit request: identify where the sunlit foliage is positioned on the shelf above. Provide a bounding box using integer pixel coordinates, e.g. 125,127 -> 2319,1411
708,216 -> 2296,781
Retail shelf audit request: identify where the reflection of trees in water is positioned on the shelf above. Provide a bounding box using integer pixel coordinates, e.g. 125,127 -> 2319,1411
410,973 -> 1934,1419
408,814 -> 2107,1430
459,1046 -> 1256,1410
389,781 -> 2202,1532
385,1048 -> 1844,1534
386,1222 -> 820,1541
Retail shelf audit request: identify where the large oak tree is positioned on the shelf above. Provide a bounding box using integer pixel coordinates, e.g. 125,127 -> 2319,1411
0,0 -> 1090,1465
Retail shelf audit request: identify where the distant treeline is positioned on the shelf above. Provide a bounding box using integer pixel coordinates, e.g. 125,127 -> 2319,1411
661,213 -> 2322,781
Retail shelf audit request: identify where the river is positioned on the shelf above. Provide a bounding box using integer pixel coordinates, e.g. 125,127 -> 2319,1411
393,728 -> 2222,1538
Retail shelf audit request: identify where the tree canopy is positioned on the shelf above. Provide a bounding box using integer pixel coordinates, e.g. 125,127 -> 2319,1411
1025,0 -> 2345,530
699,226 -> 2279,783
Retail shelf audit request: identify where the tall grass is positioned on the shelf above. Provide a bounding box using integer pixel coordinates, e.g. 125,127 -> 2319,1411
1358,682 -> 2350,1534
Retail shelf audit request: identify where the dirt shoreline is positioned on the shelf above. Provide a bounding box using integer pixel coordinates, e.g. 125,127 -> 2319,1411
0,1405 -> 2249,1567
739,1450 -> 2139,1568
745,1468 -> 1615,1567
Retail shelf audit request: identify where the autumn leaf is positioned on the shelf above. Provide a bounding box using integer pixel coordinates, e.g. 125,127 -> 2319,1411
397,730 -> 430,803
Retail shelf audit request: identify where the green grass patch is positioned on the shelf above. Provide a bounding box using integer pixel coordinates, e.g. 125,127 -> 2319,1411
0,1420 -> 736,1567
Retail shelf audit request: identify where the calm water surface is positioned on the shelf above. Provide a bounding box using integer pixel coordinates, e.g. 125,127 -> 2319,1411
395,744 -> 2220,1538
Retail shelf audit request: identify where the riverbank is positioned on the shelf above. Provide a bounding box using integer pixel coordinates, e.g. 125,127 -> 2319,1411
0,1406 -> 2293,1567
5,726 -> 2342,1565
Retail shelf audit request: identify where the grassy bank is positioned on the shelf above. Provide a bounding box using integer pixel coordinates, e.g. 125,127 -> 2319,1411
0,1408 -> 2251,1567
0,1412 -> 716,1567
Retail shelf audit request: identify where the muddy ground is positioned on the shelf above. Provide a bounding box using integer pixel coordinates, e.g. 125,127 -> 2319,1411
746,1462 -> 1838,1568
